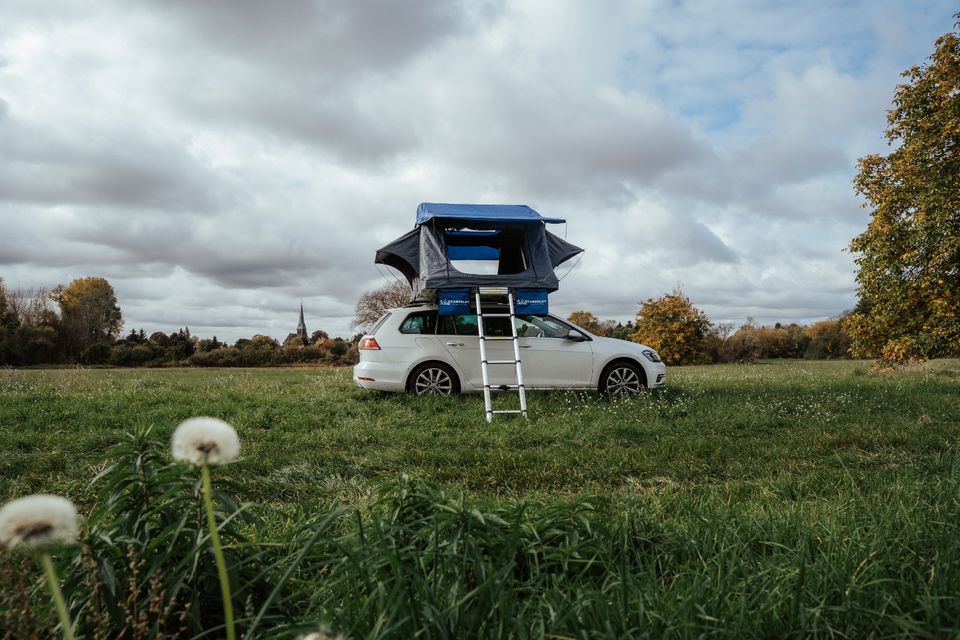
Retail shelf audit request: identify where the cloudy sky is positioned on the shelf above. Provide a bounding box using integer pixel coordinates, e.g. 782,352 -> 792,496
0,1 -> 955,340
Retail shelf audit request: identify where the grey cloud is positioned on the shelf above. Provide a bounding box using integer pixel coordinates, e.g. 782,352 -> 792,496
578,203 -> 738,269
158,0 -> 475,76
52,206 -> 378,297
0,110 -> 226,212
435,78 -> 708,199
182,80 -> 418,164
145,0 -> 483,163
646,215 -> 738,266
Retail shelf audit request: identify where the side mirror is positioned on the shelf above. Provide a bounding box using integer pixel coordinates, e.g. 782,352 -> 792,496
566,329 -> 585,342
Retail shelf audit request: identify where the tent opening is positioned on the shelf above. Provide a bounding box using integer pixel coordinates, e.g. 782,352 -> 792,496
444,228 -> 529,275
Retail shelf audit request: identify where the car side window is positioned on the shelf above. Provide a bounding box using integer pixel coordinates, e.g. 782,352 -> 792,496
399,311 -> 438,334
516,315 -> 575,339
483,317 -> 512,336
437,315 -> 457,335
515,317 -> 543,337
452,315 -> 479,336
436,314 -> 512,336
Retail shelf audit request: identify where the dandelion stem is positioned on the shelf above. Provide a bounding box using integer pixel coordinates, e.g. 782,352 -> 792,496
202,463 -> 236,640
41,552 -> 75,640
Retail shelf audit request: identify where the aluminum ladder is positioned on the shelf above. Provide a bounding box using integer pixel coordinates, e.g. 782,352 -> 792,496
475,287 -> 528,422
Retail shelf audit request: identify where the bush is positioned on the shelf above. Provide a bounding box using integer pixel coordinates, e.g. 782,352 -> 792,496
109,344 -> 154,366
329,338 -> 348,357
804,319 -> 851,359
9,324 -> 59,365
79,342 -> 112,365
720,322 -> 809,363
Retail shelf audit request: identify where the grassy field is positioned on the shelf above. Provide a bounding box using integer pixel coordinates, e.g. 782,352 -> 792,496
2,360 -> 960,637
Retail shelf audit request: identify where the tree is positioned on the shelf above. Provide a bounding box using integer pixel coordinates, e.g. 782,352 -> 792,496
567,310 -> 617,336
629,290 -> 716,366
125,328 -> 148,344
804,319 -> 851,360
7,286 -> 54,326
611,321 -> 636,341
0,279 -> 19,331
719,319 -> 810,363
165,327 -> 197,360
250,335 -> 279,349
52,277 -> 123,358
0,279 -> 19,365
352,280 -> 412,330
847,15 -> 960,362
198,336 -> 224,352
329,337 -> 349,356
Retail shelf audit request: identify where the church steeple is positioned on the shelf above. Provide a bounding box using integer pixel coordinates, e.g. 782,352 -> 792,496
296,301 -> 308,341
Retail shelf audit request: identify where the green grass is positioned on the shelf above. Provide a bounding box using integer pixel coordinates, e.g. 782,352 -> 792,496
2,359 -> 960,637
2,360 -> 958,504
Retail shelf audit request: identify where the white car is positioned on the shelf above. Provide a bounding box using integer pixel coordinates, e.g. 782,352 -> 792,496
353,305 -> 666,395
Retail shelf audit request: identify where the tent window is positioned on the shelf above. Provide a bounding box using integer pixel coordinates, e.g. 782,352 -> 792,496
444,229 -> 528,275
449,259 -> 499,274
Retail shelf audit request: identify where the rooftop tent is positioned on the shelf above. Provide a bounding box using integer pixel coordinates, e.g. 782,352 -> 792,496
375,203 -> 583,295
415,203 -> 567,225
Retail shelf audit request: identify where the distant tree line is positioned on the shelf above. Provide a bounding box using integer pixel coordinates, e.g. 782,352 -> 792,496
0,276 -> 358,368
567,290 -> 853,366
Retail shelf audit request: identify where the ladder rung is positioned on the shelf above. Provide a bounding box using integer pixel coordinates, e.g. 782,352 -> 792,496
482,336 -> 515,341
480,313 -> 513,317
492,409 -> 525,414
485,359 -> 518,365
485,384 -> 523,389
478,287 -> 509,295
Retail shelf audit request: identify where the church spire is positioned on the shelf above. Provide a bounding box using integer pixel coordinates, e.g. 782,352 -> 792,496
296,300 -> 307,340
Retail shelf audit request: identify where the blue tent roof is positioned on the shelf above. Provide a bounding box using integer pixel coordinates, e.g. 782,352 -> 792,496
416,202 -> 565,225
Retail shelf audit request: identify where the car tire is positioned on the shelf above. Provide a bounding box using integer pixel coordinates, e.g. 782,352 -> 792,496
408,362 -> 461,396
599,361 -> 646,395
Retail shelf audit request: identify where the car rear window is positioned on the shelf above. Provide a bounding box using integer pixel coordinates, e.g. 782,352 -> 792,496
399,311 -> 437,334
369,312 -> 392,334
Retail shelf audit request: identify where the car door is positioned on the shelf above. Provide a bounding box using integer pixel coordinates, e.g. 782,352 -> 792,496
515,315 -> 594,387
438,314 -> 516,389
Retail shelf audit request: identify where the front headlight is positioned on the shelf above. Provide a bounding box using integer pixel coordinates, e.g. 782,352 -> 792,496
642,349 -> 662,363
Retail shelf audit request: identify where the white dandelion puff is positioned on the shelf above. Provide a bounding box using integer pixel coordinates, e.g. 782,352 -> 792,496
0,494 -> 79,549
297,631 -> 346,640
171,417 -> 240,466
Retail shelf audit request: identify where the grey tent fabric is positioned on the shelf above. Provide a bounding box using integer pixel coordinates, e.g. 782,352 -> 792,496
375,204 -> 583,295
545,229 -> 583,268
374,228 -> 420,282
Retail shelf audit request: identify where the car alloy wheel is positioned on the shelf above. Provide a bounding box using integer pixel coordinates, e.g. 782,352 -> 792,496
604,365 -> 642,395
413,366 -> 454,396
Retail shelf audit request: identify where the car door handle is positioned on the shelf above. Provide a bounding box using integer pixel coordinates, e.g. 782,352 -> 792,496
446,342 -> 464,347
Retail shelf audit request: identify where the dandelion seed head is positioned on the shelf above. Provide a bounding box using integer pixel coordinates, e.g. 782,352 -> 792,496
297,630 -> 346,640
171,417 -> 240,466
0,494 -> 79,549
